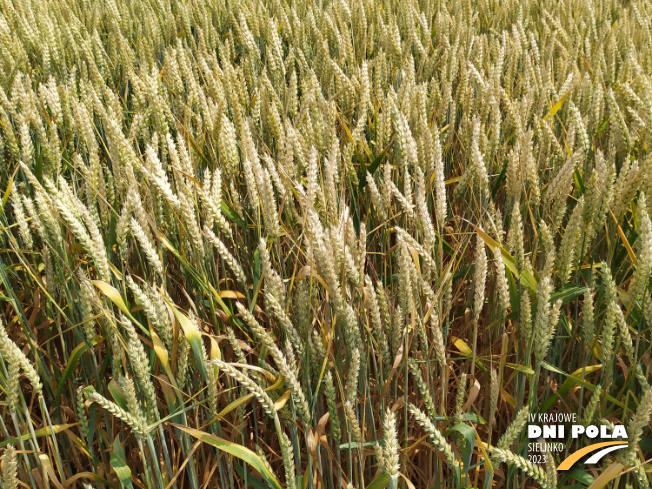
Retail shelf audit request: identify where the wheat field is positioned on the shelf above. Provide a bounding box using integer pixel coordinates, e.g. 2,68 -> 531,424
0,0 -> 651,487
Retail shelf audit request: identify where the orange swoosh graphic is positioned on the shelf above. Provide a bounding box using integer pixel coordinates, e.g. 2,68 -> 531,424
557,441 -> 627,470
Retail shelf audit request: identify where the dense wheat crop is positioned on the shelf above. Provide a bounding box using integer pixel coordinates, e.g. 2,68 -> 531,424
1,0 -> 652,487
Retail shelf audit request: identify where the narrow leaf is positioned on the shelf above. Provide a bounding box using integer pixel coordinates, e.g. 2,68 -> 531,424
174,425 -> 282,489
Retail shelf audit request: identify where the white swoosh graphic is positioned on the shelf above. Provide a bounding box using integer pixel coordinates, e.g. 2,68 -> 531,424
584,444 -> 628,464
